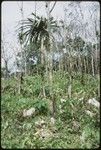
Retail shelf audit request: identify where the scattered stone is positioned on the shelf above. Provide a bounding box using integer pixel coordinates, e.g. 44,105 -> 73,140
34,128 -> 53,139
23,107 -> 35,117
35,119 -> 46,128
40,128 -> 53,139
50,117 -> 55,125
60,98 -> 66,103
88,98 -> 100,108
85,110 -> 94,117
40,120 -> 46,125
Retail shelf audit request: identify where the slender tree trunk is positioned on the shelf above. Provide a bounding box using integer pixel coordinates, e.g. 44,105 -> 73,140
5,61 -> 8,79
23,51 -> 27,87
95,43 -> 98,74
84,57 -> 86,74
40,37 -> 46,97
18,1 -> 24,94
86,57 -> 89,74
46,2 -> 53,94
46,2 -> 56,117
59,56 -> 63,72
68,57 -> 72,98
81,56 -> 85,85
40,38 -> 45,65
91,55 -> 95,76
44,49 -> 49,84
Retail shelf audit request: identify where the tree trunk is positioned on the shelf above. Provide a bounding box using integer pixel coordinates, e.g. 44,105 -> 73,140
68,56 -> 72,98
40,38 -> 45,65
5,61 -> 8,79
18,2 -> 24,94
46,2 -> 53,94
81,56 -> 85,85
91,55 -> 95,76
46,2 -> 54,116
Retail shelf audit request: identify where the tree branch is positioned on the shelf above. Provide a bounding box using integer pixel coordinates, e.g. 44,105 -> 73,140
50,1 -> 56,14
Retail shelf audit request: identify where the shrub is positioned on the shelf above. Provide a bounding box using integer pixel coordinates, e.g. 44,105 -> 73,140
34,99 -> 49,115
22,75 -> 43,97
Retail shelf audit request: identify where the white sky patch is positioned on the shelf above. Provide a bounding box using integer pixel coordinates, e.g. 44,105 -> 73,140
1,1 -> 100,71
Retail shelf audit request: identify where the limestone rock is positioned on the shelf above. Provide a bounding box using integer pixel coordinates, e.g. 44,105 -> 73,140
88,98 -> 100,108
35,119 -> 46,128
60,98 -> 66,103
85,110 -> 94,117
50,117 -> 55,125
23,107 -> 35,117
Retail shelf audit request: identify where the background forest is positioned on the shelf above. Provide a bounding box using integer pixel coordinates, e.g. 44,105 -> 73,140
1,1 -> 100,149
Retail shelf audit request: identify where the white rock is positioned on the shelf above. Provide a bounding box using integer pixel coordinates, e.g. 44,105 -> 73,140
35,119 -> 46,127
34,128 -> 53,139
37,128 -> 53,139
88,98 -> 100,108
50,117 -> 55,125
85,110 -> 94,117
79,97 -> 84,101
40,120 -> 45,125
23,107 -> 35,117
60,98 -> 66,103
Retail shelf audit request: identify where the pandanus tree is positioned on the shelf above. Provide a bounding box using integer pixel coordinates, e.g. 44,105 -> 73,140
18,12 -> 58,96
18,13 -> 58,67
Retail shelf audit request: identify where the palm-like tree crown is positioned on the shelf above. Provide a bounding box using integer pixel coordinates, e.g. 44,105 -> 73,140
18,13 -> 58,49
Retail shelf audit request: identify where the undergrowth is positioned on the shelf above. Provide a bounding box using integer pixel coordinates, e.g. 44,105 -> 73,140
1,72 -> 100,149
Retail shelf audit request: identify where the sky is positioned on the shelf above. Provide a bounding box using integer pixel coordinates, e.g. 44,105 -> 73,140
2,1 -> 99,42
1,1 -> 100,71
1,1 -> 67,70
2,1 -> 65,36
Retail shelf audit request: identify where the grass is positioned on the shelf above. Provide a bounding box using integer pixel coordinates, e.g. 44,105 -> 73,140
1,72 -> 100,149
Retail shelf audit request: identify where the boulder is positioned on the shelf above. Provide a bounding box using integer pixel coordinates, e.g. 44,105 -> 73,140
85,110 -> 94,117
88,98 -> 100,108
23,107 -> 35,117
34,128 -> 53,139
35,119 -> 46,128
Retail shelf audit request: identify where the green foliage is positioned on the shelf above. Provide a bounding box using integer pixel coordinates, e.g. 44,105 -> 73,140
52,71 -> 68,96
34,99 -> 49,115
1,72 -> 100,149
22,75 -> 43,97
1,78 -> 17,95
81,126 -> 100,148
73,36 -> 85,51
